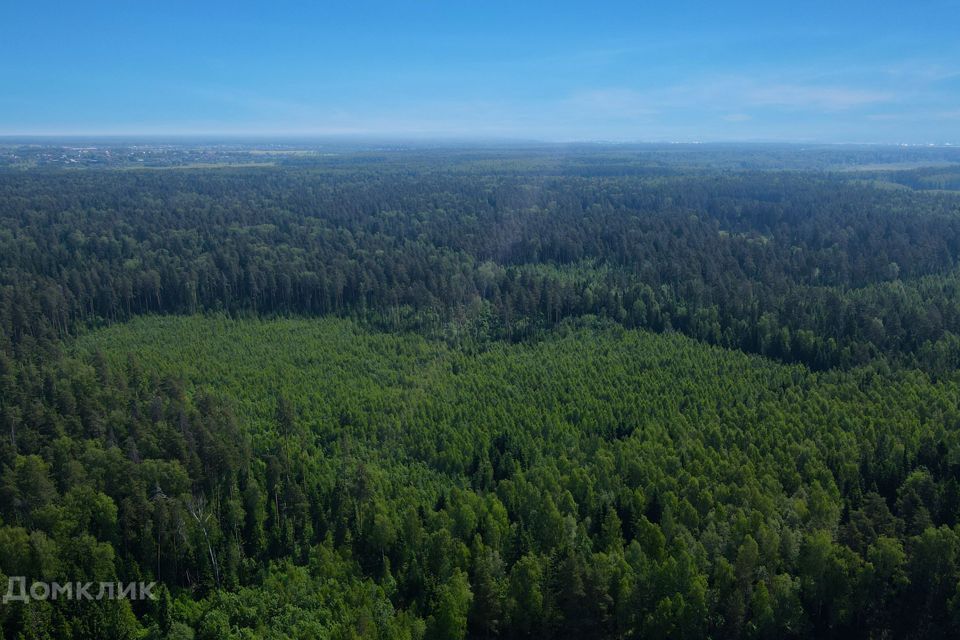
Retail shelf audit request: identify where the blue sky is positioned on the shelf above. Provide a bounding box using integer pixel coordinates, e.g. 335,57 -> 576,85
1,0 -> 959,142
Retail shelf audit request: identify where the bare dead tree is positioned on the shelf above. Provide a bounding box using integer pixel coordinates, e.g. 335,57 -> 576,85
186,493 -> 221,590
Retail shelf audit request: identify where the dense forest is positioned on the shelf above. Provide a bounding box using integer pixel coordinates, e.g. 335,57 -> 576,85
3,158 -> 960,373
2,148 -> 960,638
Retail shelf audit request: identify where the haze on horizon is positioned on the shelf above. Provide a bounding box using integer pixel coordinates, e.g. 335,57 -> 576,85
1,0 -> 959,144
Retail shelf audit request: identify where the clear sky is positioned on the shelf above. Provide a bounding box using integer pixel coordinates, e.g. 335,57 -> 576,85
2,0 -> 959,143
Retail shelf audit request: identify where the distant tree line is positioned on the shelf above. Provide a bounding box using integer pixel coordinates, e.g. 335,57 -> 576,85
2,166 -> 960,372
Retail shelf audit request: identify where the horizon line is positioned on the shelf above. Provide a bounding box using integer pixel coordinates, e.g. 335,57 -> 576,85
0,133 -> 957,148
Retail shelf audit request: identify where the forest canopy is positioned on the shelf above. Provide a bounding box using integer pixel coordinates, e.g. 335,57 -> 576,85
2,147 -> 960,639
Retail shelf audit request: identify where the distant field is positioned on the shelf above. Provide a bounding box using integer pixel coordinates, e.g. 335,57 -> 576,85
120,161 -> 278,170
838,161 -> 960,172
